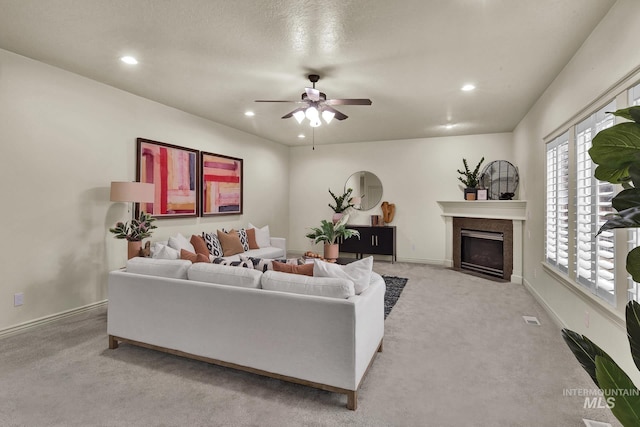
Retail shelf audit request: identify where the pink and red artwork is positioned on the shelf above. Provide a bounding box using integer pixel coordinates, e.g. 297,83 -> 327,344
200,151 -> 243,216
136,138 -> 199,218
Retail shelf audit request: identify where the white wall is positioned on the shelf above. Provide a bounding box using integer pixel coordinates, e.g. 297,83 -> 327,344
289,133 -> 513,262
0,49 -> 289,332
514,0 -> 640,383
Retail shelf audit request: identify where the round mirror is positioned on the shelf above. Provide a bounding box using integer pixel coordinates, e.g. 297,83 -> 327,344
345,171 -> 383,211
480,160 -> 519,200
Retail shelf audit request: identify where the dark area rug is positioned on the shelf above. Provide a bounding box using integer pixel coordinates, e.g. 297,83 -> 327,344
382,275 -> 408,319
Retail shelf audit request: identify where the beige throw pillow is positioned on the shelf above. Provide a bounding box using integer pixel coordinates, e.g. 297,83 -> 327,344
217,229 -> 245,257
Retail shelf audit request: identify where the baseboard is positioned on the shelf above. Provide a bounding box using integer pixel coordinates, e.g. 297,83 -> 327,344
521,277 -> 566,329
0,299 -> 108,339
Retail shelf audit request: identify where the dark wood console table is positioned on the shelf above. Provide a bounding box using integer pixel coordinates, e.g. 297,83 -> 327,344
339,225 -> 396,263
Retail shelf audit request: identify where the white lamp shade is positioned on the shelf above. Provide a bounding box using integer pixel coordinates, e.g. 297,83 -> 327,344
293,110 -> 305,124
110,182 -> 155,203
322,110 -> 335,124
305,106 -> 319,120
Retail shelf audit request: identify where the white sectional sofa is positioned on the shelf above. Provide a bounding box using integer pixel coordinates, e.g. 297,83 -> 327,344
107,257 -> 385,410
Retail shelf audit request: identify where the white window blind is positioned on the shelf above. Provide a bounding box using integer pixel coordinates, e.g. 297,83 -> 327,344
546,132 -> 569,272
628,83 -> 640,301
574,100 -> 616,304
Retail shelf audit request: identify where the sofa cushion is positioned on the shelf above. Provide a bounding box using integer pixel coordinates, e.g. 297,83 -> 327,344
242,246 -> 285,260
246,227 -> 259,249
248,223 -> 271,248
152,244 -> 180,260
261,270 -> 355,299
212,257 -> 254,269
188,262 -> 262,288
217,230 -> 245,257
202,231 -> 224,257
272,261 -> 313,276
168,233 -> 196,254
241,256 -> 297,272
313,256 -> 373,294
180,249 -> 210,264
126,257 -> 191,280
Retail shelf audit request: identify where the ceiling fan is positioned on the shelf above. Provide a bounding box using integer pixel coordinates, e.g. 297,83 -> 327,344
255,74 -> 372,127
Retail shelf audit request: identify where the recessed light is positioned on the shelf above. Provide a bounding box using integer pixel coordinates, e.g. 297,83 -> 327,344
298,134 -> 305,139
461,84 -> 475,91
244,111 -> 255,117
120,56 -> 138,65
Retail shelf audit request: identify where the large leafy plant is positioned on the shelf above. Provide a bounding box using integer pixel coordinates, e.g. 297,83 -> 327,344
457,157 -> 484,188
109,211 -> 157,242
305,214 -> 360,245
562,106 -> 640,426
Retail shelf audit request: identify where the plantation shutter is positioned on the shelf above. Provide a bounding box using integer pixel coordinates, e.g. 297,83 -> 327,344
627,84 -> 640,301
546,133 -> 569,271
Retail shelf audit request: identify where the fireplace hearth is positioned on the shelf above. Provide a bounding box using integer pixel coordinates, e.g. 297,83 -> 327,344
460,229 -> 504,278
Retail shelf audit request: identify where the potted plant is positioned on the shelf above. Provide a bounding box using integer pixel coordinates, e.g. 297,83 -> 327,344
305,214 -> 360,261
328,187 -> 355,223
561,106 -> 640,426
109,211 -> 157,259
457,157 -> 484,200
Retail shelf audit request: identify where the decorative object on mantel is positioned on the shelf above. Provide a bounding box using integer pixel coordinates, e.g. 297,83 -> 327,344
457,157 -> 484,200
305,214 -> 360,261
480,160 -> 519,200
381,201 -> 396,223
109,211 -> 157,259
328,187 -> 355,223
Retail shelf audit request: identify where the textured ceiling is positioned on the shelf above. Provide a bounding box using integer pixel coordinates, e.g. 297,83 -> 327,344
0,0 -> 616,146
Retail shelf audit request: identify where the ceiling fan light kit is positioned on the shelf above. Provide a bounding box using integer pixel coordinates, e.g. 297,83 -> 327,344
255,74 -> 372,128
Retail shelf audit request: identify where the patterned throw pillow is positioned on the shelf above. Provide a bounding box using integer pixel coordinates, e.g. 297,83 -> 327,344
202,232 -> 223,257
212,257 -> 254,269
223,228 -> 250,252
241,256 -> 300,272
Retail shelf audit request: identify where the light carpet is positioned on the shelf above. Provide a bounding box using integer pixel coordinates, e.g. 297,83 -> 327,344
0,263 -> 621,426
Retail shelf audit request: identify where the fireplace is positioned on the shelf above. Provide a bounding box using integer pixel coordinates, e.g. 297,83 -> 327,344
460,229 -> 504,278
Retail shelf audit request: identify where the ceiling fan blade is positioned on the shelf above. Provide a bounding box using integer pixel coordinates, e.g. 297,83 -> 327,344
323,106 -> 348,120
255,100 -> 303,103
305,87 -> 321,102
325,98 -> 372,106
281,108 -> 304,119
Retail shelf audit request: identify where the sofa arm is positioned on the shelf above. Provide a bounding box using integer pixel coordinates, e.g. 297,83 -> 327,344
270,237 -> 287,255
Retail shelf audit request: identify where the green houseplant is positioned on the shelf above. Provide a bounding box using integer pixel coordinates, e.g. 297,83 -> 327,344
562,106 -> 640,426
457,157 -> 484,200
305,214 -> 360,261
328,187 -> 355,223
109,211 -> 157,259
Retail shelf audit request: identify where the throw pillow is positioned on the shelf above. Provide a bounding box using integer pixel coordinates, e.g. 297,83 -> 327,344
190,234 -> 210,256
180,249 -> 210,264
248,223 -> 271,248
217,229 -> 245,257
272,261 -> 313,276
152,244 -> 180,260
313,256 -> 373,294
202,231 -> 224,257
241,256 -> 299,272
168,233 -> 195,254
212,257 -> 254,269
230,228 -> 250,251
246,227 -> 259,249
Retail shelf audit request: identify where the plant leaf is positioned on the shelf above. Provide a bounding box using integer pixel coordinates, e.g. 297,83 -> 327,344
595,165 -> 631,185
627,248 -> 640,284
609,106 -> 640,123
598,207 -> 640,235
561,329 -> 612,387
595,355 -> 640,427
590,122 -> 640,170
626,301 -> 640,373
613,188 -> 640,211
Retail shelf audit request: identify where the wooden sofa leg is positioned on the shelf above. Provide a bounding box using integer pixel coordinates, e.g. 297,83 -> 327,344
378,339 -> 383,353
108,335 -> 119,349
347,391 -> 358,410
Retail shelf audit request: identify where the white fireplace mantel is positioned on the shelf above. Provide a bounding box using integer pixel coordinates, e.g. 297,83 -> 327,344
437,200 -> 527,284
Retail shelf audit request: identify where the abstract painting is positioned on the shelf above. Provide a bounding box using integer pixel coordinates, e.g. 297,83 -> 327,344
200,151 -> 243,216
136,138 -> 199,218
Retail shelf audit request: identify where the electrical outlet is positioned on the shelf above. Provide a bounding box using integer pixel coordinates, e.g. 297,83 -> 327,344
14,292 -> 24,307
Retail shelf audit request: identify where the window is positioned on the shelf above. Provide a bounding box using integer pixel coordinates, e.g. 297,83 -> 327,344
574,101 -> 616,304
546,133 -> 569,272
628,83 -> 640,301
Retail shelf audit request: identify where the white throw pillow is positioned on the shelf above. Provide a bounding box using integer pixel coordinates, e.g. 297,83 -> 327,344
261,270 -> 355,299
248,223 -> 271,248
313,256 -> 373,294
153,244 -> 180,260
150,241 -> 169,257
126,258 -> 191,280
168,233 -> 195,254
188,263 -> 262,289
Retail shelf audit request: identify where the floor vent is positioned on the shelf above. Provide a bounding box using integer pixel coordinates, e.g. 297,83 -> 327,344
582,419 -> 612,427
522,315 -> 540,326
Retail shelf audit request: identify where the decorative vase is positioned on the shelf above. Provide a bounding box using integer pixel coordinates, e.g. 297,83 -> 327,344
127,241 -> 142,259
324,243 -> 339,261
332,213 -> 344,224
464,188 -> 477,201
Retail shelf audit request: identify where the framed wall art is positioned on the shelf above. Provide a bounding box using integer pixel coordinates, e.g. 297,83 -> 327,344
200,151 -> 243,216
136,138 -> 199,218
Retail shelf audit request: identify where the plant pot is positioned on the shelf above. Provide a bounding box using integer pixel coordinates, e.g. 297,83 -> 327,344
464,188 -> 477,201
324,243 -> 339,261
332,213 -> 344,224
128,241 -> 142,259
